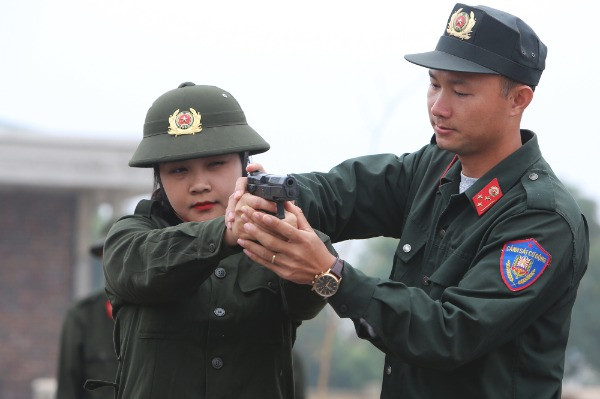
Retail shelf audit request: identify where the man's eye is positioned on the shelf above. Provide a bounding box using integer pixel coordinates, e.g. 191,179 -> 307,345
455,91 -> 469,97
170,167 -> 187,174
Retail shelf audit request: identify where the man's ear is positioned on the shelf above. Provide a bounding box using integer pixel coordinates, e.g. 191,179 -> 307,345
509,85 -> 534,116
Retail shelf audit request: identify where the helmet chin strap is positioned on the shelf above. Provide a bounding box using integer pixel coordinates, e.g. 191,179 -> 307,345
241,151 -> 249,177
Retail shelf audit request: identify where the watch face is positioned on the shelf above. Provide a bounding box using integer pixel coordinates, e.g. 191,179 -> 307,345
314,274 -> 339,298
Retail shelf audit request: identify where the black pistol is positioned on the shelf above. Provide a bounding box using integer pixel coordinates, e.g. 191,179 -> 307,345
247,171 -> 299,219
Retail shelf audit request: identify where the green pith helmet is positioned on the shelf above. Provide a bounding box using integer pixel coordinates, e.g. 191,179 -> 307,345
129,82 -> 270,167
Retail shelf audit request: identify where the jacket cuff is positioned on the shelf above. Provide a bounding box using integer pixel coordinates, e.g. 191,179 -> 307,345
328,262 -> 379,319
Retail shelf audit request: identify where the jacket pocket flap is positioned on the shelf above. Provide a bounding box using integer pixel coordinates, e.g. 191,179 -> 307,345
427,250 -> 473,287
237,261 -> 280,294
396,216 -> 428,263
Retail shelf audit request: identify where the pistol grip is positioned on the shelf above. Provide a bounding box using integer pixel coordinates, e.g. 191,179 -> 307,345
276,202 -> 285,219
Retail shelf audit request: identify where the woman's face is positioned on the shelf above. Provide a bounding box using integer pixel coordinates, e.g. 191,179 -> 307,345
159,153 -> 242,222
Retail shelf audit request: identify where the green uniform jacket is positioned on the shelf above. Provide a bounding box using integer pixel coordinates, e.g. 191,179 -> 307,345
57,291 -> 117,399
103,200 -> 329,399
294,130 -> 589,399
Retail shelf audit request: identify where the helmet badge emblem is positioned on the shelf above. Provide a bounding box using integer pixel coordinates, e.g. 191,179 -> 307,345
168,108 -> 203,136
447,8 -> 476,40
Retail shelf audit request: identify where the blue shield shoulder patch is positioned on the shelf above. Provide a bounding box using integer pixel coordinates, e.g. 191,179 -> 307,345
500,238 -> 551,292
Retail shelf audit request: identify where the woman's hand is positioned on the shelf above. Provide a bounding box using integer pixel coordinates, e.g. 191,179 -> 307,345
226,162 -> 263,229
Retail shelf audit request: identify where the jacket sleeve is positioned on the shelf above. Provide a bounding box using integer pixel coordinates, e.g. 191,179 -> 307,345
328,209 -> 588,370
104,210 -> 239,305
293,152 -> 427,242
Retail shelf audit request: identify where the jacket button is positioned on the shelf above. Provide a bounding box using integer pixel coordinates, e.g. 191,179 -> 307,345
214,267 -> 227,278
214,307 -> 226,317
529,172 -> 539,181
211,357 -> 224,369
402,244 -> 411,253
386,365 -> 392,375
422,276 -> 430,286
439,229 -> 446,238
208,243 -> 216,252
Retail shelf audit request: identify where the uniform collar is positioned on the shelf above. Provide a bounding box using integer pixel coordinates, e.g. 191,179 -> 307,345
438,130 -> 542,215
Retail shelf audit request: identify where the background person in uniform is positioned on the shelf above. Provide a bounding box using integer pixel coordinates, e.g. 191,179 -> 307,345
101,83 -> 332,399
228,3 -> 589,398
56,239 -> 117,399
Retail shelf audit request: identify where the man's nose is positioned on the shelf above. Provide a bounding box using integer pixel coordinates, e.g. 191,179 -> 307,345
429,92 -> 451,119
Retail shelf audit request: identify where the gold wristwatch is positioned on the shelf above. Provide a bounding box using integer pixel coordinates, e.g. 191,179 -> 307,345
311,258 -> 344,298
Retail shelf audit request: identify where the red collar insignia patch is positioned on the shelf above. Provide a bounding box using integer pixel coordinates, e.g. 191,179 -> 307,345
500,238 -> 551,291
472,177 -> 503,216
105,299 -> 113,320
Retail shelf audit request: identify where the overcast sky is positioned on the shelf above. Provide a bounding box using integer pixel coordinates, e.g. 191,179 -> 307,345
1,0 -> 598,211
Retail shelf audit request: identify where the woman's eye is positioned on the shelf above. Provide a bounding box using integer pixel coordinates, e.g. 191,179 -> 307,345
208,161 -> 226,168
170,167 -> 187,174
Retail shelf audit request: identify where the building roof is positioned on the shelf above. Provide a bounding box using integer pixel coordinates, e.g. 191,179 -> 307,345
0,122 -> 151,195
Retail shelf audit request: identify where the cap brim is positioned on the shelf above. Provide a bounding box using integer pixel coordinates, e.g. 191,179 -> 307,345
129,124 -> 270,167
405,51 -> 498,75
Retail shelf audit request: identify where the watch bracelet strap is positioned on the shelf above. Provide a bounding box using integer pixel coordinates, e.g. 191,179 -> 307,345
311,257 -> 344,285
330,257 -> 344,279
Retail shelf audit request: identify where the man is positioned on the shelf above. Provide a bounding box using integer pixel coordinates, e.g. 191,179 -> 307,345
229,3 -> 589,398
56,239 -> 117,399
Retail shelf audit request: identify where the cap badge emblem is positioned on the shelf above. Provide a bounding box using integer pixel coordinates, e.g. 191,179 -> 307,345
168,108 -> 202,136
447,8 -> 476,40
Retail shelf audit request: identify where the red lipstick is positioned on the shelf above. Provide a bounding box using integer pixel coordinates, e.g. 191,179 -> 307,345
193,202 -> 216,211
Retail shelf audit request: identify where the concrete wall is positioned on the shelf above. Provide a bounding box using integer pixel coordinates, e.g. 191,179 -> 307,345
0,126 -> 151,399
0,189 -> 76,399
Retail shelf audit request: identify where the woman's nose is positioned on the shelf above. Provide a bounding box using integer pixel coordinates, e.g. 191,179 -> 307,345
190,173 -> 210,193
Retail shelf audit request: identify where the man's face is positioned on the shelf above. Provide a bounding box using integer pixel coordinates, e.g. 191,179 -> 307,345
159,153 -> 242,222
427,69 -> 514,159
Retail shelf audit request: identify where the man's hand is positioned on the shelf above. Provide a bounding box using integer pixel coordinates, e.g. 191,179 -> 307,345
236,202 -> 336,285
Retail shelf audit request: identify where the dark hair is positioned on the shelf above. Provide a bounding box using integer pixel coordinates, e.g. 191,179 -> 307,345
500,76 -> 535,97
151,166 -> 181,224
150,152 -> 249,224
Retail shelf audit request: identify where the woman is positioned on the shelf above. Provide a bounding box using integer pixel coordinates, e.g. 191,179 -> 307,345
102,83 -> 331,398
